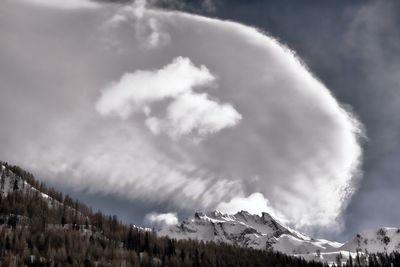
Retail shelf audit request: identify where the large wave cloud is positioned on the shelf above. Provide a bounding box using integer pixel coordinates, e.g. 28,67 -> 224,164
0,0 -> 362,233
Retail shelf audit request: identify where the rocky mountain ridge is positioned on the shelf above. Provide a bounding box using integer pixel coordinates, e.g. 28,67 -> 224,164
159,210 -> 400,265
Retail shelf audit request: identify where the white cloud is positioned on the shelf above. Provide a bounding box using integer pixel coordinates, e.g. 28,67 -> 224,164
147,93 -> 242,138
145,212 -> 178,228
103,1 -> 170,49
16,0 -> 100,9
96,57 -> 215,118
96,57 -> 242,139
216,193 -> 286,221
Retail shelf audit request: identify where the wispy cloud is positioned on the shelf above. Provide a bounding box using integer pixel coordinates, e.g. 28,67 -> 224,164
96,56 -> 242,139
103,1 -> 171,50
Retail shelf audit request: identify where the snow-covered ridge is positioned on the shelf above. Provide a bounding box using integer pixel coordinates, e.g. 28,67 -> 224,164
159,210 -> 400,265
1,161 -> 153,233
341,227 -> 400,253
0,161 -> 90,222
159,210 -> 341,255
1,162 -> 56,203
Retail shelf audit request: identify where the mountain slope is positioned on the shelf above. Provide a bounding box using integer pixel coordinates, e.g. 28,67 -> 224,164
159,210 -> 342,255
341,227 -> 400,253
159,210 -> 400,265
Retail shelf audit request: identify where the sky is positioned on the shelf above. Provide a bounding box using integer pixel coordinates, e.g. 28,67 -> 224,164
0,0 -> 398,241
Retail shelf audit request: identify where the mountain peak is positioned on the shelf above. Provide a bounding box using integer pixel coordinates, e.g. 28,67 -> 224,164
159,210 -> 400,265
236,210 -> 251,216
192,210 -> 281,228
159,209 -> 342,257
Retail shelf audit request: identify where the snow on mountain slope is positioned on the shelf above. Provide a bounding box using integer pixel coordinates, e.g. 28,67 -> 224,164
0,161 -> 83,217
340,227 -> 400,253
1,162 -> 53,200
159,210 -> 400,265
300,250 -> 365,266
159,210 -> 342,255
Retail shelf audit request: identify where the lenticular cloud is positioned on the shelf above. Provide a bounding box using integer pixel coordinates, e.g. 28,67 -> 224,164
0,0 -> 362,233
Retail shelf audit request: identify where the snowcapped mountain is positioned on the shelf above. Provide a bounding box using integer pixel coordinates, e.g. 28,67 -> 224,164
159,210 -> 342,255
159,210 -> 400,265
301,228 -> 400,265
